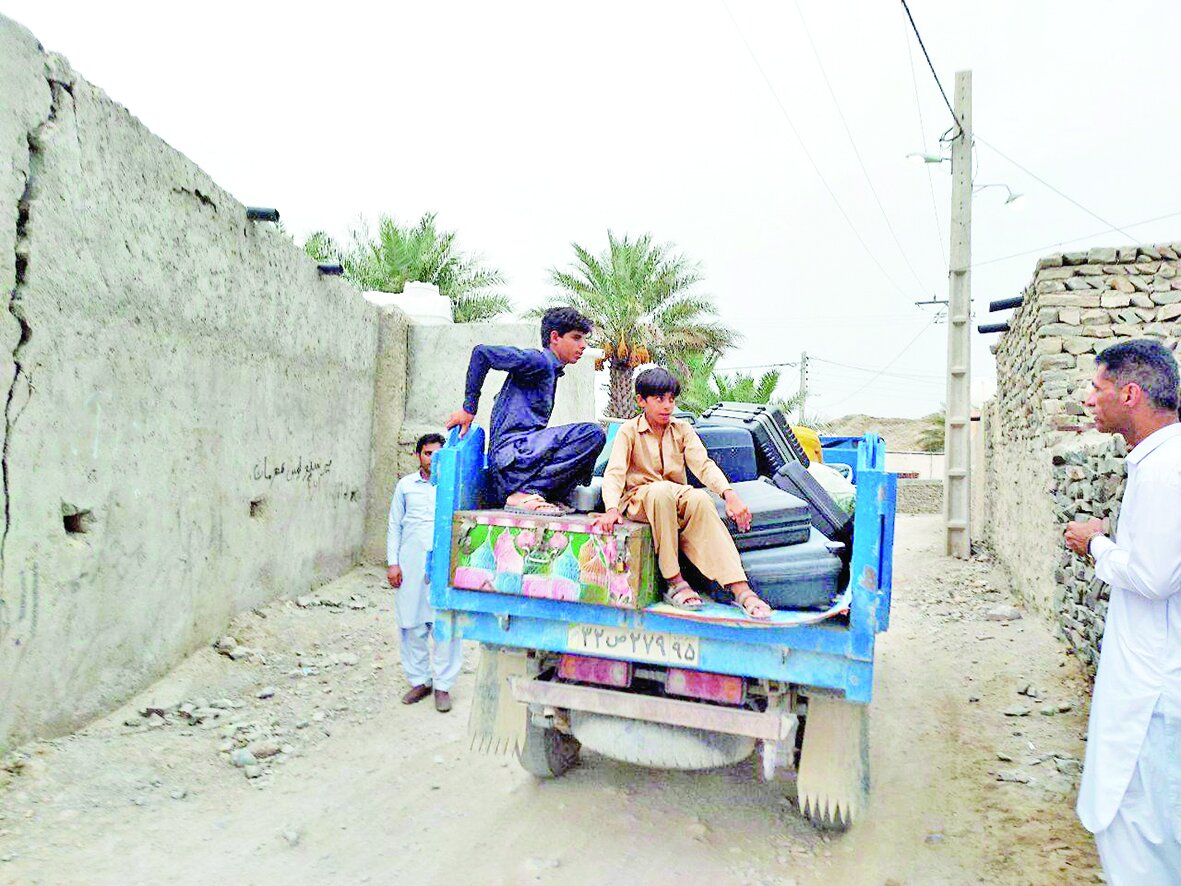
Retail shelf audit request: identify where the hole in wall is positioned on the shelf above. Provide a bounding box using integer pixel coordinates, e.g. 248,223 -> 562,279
62,506 -> 94,535
249,497 -> 267,519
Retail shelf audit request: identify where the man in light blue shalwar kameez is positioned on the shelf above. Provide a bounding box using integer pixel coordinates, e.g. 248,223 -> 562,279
387,433 -> 463,713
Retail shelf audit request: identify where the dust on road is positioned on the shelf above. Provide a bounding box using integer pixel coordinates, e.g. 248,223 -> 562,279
0,515 -> 1100,885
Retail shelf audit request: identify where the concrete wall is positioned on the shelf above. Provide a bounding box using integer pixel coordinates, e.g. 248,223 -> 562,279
0,17 -> 380,748
885,451 -> 944,480
982,242 -> 1180,657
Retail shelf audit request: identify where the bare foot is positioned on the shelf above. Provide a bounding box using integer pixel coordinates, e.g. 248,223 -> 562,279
504,492 -> 570,515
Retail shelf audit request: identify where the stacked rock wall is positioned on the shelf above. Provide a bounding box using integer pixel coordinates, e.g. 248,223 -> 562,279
1048,435 -> 1127,671
984,243 -> 1180,668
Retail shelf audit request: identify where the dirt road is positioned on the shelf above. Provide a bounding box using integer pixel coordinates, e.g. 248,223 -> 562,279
0,516 -> 1101,885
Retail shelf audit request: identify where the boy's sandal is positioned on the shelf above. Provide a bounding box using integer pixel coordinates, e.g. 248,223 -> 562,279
732,588 -> 773,620
663,580 -> 704,611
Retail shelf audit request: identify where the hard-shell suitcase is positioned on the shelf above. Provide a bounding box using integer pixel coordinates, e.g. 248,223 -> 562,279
682,528 -> 843,611
709,479 -> 810,550
708,402 -> 811,466
688,426 -> 759,487
699,403 -> 810,476
737,529 -> 844,610
772,461 -> 853,539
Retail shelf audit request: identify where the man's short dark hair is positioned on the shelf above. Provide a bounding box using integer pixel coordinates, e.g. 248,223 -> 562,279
635,367 -> 682,399
541,306 -> 592,347
415,432 -> 446,453
1096,339 -> 1180,412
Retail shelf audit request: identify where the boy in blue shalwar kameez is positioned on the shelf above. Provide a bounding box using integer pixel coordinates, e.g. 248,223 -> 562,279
446,307 -> 605,515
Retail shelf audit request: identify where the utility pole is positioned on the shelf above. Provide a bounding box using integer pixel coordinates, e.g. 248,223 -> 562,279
944,70 -> 972,559
798,351 -> 808,423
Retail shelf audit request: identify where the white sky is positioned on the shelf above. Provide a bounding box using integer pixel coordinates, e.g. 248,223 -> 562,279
6,1 -> 1180,419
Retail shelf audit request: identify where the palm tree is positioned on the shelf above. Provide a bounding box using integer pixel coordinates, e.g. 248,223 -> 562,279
302,213 -> 512,323
541,232 -> 738,417
918,408 -> 946,453
677,352 -> 804,417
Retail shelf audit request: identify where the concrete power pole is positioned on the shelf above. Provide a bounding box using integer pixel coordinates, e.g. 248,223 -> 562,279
944,70 -> 972,559
798,351 -> 808,424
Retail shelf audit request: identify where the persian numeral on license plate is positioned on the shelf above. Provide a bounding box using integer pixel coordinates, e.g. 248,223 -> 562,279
566,624 -> 699,666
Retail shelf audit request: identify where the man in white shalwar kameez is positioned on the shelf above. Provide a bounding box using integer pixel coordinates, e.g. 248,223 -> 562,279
1064,340 -> 1181,885
387,433 -> 463,713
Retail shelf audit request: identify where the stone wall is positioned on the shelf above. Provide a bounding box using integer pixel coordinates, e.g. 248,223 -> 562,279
1048,435 -> 1127,671
983,242 -> 1180,666
896,479 -> 943,514
0,17 -> 381,748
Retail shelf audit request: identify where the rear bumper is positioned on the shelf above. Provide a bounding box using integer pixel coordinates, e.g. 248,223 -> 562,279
510,677 -> 796,740
437,608 -> 875,703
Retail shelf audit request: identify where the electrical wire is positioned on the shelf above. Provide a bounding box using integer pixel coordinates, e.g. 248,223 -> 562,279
715,360 -> 798,372
902,11 -> 947,272
809,355 -> 943,381
821,316 -> 942,409
719,0 -> 911,299
975,135 -> 1136,241
792,0 -> 930,294
972,209 -> 1181,268
899,0 -> 962,138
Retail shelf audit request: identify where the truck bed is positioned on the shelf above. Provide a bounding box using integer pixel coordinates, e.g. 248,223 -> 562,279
429,428 -> 896,704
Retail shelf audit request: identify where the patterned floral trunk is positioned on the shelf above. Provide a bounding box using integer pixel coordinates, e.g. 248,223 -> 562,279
449,510 -> 658,610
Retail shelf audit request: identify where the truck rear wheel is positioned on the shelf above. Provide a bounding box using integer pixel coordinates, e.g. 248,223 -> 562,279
517,719 -> 581,778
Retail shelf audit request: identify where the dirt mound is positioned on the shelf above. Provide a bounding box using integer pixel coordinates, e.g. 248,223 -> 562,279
826,414 -> 936,452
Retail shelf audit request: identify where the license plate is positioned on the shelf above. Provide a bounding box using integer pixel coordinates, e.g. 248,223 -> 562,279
566,624 -> 700,666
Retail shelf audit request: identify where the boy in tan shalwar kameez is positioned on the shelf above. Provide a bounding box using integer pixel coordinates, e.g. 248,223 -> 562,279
593,368 -> 772,619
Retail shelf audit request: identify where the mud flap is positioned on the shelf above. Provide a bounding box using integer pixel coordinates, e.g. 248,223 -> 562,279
467,645 -> 530,755
797,694 -> 869,831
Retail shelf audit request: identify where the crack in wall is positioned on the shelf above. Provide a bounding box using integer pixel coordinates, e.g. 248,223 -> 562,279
2,78 -> 64,572
173,187 -> 216,210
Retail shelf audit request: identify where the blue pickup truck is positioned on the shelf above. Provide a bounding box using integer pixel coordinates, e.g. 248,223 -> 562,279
429,426 -> 896,830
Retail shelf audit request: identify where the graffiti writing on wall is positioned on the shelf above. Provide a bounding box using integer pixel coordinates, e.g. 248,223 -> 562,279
251,456 -> 334,490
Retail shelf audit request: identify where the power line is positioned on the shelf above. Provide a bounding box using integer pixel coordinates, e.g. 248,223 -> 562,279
792,0 -> 930,295
813,369 -> 945,390
822,316 -> 942,409
716,360 -> 798,372
971,209 -> 1181,268
810,355 -> 943,381
899,0 -> 962,138
718,0 -> 911,299
902,10 -> 947,271
975,135 -> 1137,241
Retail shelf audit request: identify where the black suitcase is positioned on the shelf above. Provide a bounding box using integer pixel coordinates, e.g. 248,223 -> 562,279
689,426 -> 759,487
707,402 -> 811,466
682,528 -> 844,611
708,479 -> 810,550
771,461 -> 853,539
699,403 -> 810,477
737,529 -> 844,610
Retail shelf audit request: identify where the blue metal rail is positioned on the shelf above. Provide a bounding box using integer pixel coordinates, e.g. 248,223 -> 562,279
430,428 -> 896,704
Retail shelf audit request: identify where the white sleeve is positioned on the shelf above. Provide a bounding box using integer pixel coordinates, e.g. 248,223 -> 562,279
1092,468 -> 1181,601
387,479 -> 406,566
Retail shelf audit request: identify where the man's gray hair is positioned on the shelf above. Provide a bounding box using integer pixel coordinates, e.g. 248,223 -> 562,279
1095,339 -> 1180,412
